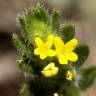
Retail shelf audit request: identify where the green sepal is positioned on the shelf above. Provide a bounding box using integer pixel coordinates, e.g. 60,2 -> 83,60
51,9 -> 60,34
79,67 -> 96,90
60,24 -> 75,43
73,44 -> 89,68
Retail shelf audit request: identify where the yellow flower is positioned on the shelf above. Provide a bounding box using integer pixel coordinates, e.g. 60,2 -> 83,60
34,35 -> 56,59
66,70 -> 76,81
41,63 -> 59,77
54,37 -> 78,64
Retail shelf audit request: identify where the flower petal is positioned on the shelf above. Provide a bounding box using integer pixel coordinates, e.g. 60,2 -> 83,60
66,52 -> 78,62
35,37 -> 44,47
54,37 -> 65,50
45,35 -> 54,48
34,48 -> 40,55
48,49 -> 56,57
41,63 -> 59,77
40,52 -> 47,59
52,67 -> 59,76
48,63 -> 55,67
41,70 -> 53,77
64,39 -> 78,52
43,63 -> 55,71
58,54 -> 68,64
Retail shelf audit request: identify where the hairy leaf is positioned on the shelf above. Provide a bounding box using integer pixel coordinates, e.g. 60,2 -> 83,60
13,33 -> 31,56
20,84 -> 34,96
51,9 -> 60,34
60,24 -> 75,43
79,67 -> 96,90
25,5 -> 50,42
73,44 -> 89,68
18,16 -> 27,36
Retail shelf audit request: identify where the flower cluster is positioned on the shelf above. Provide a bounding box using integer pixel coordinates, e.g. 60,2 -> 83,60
34,35 -> 78,80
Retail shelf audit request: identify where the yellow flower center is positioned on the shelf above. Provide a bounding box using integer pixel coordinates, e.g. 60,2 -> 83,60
40,45 -> 48,53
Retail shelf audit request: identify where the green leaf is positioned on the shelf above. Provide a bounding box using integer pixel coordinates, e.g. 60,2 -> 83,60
73,44 -> 89,68
60,83 -> 81,96
60,24 -> 75,43
19,59 -> 33,74
20,84 -> 34,96
13,33 -> 31,56
65,86 -> 81,96
26,5 -> 49,24
18,16 -> 27,37
25,5 -> 50,42
79,67 -> 96,90
51,9 -> 60,34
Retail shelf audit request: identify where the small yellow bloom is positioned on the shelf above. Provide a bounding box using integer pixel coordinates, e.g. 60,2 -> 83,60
54,37 -> 78,64
66,70 -> 76,81
41,63 -> 59,77
34,35 -> 56,59
54,92 -> 59,96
